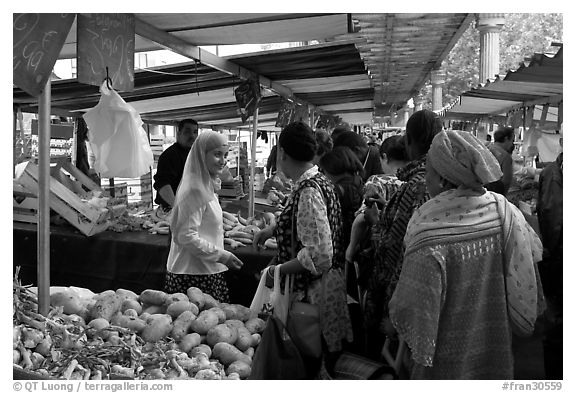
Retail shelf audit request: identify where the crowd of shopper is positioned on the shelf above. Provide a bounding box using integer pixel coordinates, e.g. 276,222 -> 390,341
162,110 -> 559,380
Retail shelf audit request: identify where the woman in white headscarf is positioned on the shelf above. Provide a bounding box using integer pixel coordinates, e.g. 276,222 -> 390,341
389,130 -> 545,379
164,130 -> 243,302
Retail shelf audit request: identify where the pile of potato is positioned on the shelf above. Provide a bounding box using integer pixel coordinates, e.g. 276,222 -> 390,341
14,285 -> 266,380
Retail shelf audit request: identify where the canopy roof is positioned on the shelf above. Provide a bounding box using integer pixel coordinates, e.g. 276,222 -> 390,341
14,42 -> 373,130
444,46 -> 563,121
14,13 -> 476,127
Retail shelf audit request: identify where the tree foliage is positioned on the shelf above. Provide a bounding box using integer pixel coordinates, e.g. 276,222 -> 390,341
416,13 -> 563,110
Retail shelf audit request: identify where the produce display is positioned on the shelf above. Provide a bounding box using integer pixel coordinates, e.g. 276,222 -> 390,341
222,211 -> 278,250
13,271 -> 265,380
108,206 -> 170,235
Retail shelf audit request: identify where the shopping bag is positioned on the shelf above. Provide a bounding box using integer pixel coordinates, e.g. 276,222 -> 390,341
287,301 -> 322,358
249,265 -> 307,379
249,266 -> 273,319
248,314 -> 307,379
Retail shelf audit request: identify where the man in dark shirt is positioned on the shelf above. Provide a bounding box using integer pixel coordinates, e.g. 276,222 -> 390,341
153,119 -> 199,210
485,126 -> 515,195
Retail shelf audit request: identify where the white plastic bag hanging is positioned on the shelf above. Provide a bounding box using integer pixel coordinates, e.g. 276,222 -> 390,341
83,83 -> 154,178
249,266 -> 273,319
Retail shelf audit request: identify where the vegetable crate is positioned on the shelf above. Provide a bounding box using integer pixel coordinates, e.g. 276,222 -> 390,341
14,160 -> 110,236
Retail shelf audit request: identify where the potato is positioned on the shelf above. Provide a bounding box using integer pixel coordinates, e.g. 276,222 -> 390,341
221,304 -> 251,321
186,287 -> 205,309
212,342 -> 252,366
227,360 -> 251,379
164,292 -> 189,307
234,304 -> 251,322
243,347 -> 255,358
125,317 -> 146,333
93,290 -> 115,300
115,288 -> 138,302
114,314 -> 146,333
142,304 -> 166,315
251,333 -> 261,347
110,311 -> 123,326
140,289 -> 168,306
107,333 -> 121,345
141,314 -> 173,343
50,291 -> 86,316
120,299 -> 142,315
171,310 -> 196,341
221,304 -> 238,320
224,319 -> 244,331
178,333 -> 202,353
190,344 -> 212,359
244,317 -> 266,334
234,326 -> 253,352
203,293 -> 220,310
139,312 -> 151,322
123,308 -> 139,318
190,310 -> 219,335
206,324 -> 237,347
90,293 -> 123,322
87,318 -> 110,339
167,301 -> 199,319
208,307 -> 226,324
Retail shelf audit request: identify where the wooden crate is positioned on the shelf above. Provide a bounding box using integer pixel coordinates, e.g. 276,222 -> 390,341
14,160 -> 110,236
13,182 -> 38,224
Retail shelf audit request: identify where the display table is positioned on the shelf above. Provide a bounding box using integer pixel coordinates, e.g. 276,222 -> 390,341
13,221 -> 276,306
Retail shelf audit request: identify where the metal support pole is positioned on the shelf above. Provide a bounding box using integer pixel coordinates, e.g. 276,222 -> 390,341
38,78 -> 51,316
248,108 -> 259,218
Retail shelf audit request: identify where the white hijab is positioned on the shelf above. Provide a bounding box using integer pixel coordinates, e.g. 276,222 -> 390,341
170,130 -> 228,231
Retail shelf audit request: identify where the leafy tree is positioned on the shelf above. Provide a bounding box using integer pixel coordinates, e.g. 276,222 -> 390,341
417,13 -> 563,110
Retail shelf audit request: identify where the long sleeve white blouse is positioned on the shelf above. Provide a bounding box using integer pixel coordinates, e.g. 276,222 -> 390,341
166,195 -> 232,275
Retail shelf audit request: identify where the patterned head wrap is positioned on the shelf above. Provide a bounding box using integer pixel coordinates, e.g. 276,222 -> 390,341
428,130 -> 502,189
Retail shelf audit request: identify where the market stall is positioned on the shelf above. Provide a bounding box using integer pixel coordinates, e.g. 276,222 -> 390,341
14,220 -> 276,307
13,12 -> 485,381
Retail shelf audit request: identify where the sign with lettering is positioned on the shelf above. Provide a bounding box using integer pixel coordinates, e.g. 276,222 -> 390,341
13,13 -> 75,97
77,13 -> 135,92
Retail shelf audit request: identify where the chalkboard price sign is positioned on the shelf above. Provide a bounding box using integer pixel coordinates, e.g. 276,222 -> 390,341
13,13 -> 75,97
77,14 -> 135,92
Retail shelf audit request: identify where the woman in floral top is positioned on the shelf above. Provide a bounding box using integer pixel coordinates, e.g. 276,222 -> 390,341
363,110 -> 443,360
254,121 -> 353,378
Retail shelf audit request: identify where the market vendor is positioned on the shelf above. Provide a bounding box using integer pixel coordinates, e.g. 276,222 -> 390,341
153,119 -> 199,210
165,130 -> 243,302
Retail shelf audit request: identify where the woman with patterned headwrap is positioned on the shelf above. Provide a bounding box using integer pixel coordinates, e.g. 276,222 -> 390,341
388,129 -> 545,379
165,131 -> 243,302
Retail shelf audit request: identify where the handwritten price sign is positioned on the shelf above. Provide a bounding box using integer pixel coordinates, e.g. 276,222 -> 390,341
77,14 -> 135,92
13,13 -> 75,97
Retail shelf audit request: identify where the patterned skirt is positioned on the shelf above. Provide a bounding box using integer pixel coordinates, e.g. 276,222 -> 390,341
164,271 -> 230,303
